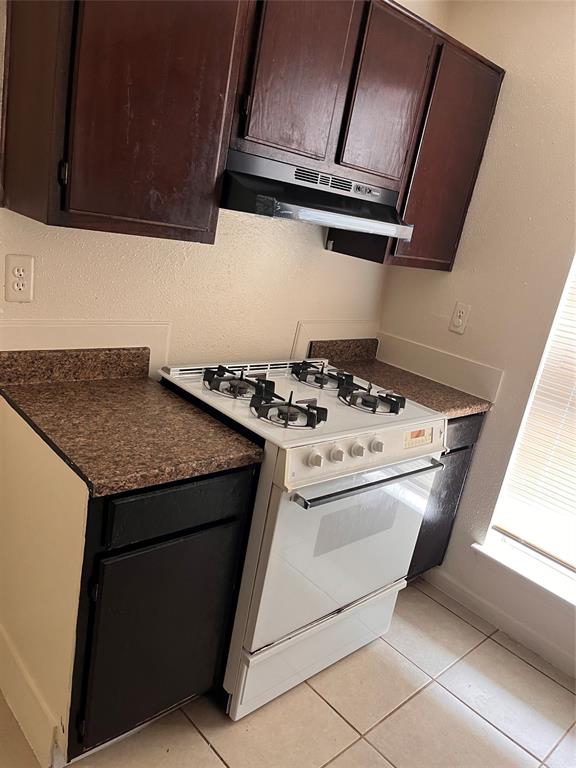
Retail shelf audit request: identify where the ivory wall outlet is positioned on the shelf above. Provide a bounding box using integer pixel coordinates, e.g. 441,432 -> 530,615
449,301 -> 471,334
5,254 -> 35,302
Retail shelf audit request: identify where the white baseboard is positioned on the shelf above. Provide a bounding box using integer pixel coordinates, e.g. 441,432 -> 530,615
377,332 -> 503,402
425,566 -> 575,676
0,320 -> 172,379
0,624 -> 57,768
291,319 -> 379,359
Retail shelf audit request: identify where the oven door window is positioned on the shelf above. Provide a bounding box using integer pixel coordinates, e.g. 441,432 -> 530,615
247,456 -> 441,652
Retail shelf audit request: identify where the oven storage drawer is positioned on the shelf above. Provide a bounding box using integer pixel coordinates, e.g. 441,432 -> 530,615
105,466 -> 256,548
230,579 -> 406,720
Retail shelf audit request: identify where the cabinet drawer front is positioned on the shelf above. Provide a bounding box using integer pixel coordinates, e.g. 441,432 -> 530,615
245,1 -> 356,159
340,2 -> 435,181
446,413 -> 485,451
65,0 -> 242,233
106,467 -> 255,548
83,522 -> 241,748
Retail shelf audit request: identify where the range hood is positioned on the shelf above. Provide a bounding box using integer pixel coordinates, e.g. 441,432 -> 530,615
221,151 -> 413,242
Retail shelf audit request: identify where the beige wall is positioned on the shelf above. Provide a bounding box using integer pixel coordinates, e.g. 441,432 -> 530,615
0,208 -> 385,363
379,1 -> 576,591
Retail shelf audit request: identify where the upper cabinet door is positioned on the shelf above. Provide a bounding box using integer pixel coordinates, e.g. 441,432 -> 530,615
340,2 -> 435,183
392,45 -> 502,269
244,1 -> 356,160
65,1 -> 243,241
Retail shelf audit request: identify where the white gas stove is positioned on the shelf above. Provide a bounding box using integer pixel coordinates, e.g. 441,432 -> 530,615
161,359 -> 447,719
161,359 -> 445,487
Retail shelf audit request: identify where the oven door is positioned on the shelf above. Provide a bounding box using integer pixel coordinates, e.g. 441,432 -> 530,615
246,455 -> 443,652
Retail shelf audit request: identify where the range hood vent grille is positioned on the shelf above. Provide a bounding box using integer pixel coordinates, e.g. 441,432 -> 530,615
294,167 -> 353,193
223,150 -> 412,242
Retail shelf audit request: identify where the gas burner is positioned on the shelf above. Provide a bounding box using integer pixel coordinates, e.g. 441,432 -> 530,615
291,361 -> 354,391
338,382 -> 406,415
250,390 -> 328,429
203,365 -> 275,400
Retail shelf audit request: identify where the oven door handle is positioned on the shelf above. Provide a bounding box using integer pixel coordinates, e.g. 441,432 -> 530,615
290,458 -> 444,510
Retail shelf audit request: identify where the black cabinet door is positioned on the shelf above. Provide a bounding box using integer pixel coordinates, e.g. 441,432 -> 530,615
408,447 -> 473,579
82,521 -> 240,749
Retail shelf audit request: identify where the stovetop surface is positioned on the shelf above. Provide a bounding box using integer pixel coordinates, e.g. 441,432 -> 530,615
160,359 -> 442,449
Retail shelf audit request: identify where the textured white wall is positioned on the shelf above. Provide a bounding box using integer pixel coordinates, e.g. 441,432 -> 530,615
380,1 -> 576,590
0,208 -> 385,363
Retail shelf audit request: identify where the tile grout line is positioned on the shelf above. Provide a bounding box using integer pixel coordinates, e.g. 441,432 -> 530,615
380,628 -> 490,682
304,680 -> 364,736
317,735 -> 363,768
540,719 -> 576,764
359,635 -> 492,742
412,580 -> 576,696
410,579 -> 497,637
490,634 -> 576,696
347,738 -> 404,768
433,675 -> 562,764
180,706 -> 233,768
363,676 -> 436,740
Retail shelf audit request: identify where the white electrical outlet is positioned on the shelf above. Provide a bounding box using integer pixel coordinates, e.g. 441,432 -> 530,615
449,301 -> 471,334
5,254 -> 35,302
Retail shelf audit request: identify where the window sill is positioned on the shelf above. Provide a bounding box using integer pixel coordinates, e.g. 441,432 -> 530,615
473,530 -> 576,607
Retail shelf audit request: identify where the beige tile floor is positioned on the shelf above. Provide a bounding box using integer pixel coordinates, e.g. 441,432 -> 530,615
1,582 -> 574,768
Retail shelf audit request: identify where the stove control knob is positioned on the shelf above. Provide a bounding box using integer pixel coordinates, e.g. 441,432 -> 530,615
307,451 -> 324,468
350,442 -> 366,458
330,447 -> 345,463
370,439 -> 385,454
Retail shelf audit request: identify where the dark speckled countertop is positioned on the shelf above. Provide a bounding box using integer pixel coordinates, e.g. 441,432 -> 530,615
0,348 -> 263,497
309,339 -> 491,420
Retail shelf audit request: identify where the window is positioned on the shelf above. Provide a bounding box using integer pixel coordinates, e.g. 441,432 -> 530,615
492,261 -> 576,572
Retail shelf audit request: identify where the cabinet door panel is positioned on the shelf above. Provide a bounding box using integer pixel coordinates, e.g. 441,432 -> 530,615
341,3 -> 435,181
245,1 -> 355,159
393,45 -> 502,269
66,1 -> 241,235
408,447 -> 473,578
82,522 -> 240,748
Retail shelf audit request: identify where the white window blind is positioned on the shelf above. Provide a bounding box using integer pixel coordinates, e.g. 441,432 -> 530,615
492,262 -> 576,571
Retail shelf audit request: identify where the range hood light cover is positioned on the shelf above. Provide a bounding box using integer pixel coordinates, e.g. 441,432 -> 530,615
266,199 -> 414,242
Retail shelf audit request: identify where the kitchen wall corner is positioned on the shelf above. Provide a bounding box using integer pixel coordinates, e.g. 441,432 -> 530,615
386,0 -> 576,665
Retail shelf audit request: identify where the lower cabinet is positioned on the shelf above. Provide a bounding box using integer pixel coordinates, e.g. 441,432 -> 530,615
69,465 -> 258,759
408,413 -> 485,578
82,523 -> 240,748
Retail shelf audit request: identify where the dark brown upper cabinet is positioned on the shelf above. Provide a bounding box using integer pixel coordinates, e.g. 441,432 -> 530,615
231,0 -> 381,186
328,3 -> 503,271
390,44 -> 503,270
243,1 -> 356,161
2,0 -> 247,242
340,3 -> 435,185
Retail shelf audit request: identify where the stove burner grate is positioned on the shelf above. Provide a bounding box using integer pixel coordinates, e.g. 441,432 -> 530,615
250,390 -> 328,429
203,365 -> 275,399
338,381 -> 406,415
290,360 -> 354,391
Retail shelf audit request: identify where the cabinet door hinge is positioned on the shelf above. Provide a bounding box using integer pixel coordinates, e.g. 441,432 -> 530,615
58,160 -> 69,186
241,94 -> 252,116
90,582 -> 99,603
